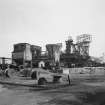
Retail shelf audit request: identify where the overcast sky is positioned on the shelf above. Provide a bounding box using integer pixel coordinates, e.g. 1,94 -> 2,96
0,0 -> 105,57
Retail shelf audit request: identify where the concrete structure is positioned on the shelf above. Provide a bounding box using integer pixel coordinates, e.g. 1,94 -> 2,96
12,43 -> 42,67
12,43 -> 32,66
12,43 -> 32,65
38,61 -> 45,68
46,43 -> 62,66
31,45 -> 41,59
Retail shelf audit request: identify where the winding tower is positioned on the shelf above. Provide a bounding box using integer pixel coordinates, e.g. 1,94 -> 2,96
65,36 -> 74,54
76,34 -> 92,56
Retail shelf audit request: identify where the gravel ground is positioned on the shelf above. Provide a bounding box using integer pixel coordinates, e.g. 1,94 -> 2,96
0,73 -> 105,105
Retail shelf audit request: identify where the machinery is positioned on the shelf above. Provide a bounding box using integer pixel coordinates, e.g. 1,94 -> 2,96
30,68 -> 68,85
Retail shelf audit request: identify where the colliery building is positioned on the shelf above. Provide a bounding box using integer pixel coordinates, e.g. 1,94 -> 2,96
12,34 -> 92,68
12,43 -> 41,66
12,43 -> 62,68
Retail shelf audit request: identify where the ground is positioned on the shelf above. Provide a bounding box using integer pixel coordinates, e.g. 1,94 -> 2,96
0,74 -> 105,105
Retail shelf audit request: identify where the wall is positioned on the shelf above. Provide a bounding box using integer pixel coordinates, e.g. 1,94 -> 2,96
63,67 -> 105,75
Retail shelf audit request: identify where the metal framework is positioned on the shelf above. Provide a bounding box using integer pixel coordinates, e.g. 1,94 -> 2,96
76,34 -> 92,56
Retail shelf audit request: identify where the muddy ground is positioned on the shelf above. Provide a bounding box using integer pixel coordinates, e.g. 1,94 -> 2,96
0,74 -> 105,105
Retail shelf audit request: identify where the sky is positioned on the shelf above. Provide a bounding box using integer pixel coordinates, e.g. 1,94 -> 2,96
0,0 -> 105,58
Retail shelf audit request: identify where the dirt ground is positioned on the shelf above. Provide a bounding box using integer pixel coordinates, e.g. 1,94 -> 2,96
0,74 -> 105,105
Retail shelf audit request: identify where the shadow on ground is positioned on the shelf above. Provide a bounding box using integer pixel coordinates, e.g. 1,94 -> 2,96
77,91 -> 105,105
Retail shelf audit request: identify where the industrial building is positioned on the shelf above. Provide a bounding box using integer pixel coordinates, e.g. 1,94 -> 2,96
11,34 -> 92,68
1,34 -> 105,70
